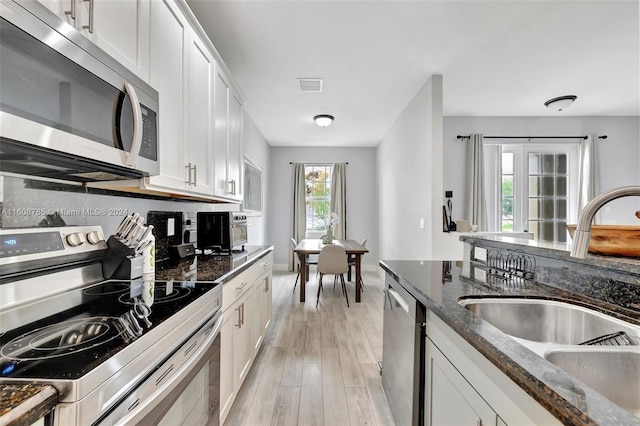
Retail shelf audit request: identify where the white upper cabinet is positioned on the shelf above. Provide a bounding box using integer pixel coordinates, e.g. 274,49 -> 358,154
147,0 -> 188,191
213,69 -> 230,198
228,91 -> 243,200
185,30 -> 215,195
145,0 -> 215,196
213,68 -> 243,201
39,0 -> 150,81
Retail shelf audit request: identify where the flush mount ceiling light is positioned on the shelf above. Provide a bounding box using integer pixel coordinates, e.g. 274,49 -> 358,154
314,114 -> 334,127
544,95 -> 577,111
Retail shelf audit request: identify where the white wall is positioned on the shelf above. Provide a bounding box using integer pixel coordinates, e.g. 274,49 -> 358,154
443,116 -> 640,225
377,75 -> 452,261
242,112 -> 271,245
268,146 -> 378,269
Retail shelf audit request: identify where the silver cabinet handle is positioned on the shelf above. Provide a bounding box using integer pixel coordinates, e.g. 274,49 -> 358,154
82,0 -> 94,33
64,0 -> 76,19
123,83 -> 143,166
192,164 -> 197,186
241,302 -> 245,326
264,278 -> 269,293
235,306 -> 242,328
185,164 -> 191,184
236,281 -> 249,292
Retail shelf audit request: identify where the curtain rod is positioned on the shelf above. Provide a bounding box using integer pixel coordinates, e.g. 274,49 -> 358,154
456,135 -> 607,140
289,162 -> 349,164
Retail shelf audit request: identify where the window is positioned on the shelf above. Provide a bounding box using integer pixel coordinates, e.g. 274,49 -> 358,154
489,143 -> 578,243
305,164 -> 332,236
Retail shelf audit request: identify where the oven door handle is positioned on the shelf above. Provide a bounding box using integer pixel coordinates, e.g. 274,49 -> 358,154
113,312 -> 222,425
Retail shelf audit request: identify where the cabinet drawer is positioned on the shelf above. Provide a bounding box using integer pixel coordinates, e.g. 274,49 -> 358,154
255,252 -> 273,278
222,267 -> 255,312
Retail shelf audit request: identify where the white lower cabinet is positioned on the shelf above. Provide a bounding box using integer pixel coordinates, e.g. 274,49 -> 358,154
252,254 -> 273,352
220,253 -> 273,423
427,338 -> 498,426
425,311 -> 561,426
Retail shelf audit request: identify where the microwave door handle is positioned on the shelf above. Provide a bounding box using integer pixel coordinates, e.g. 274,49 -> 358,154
123,82 -> 143,167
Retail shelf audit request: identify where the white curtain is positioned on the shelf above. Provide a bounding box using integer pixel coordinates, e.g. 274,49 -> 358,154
290,163 -> 306,271
330,163 -> 347,239
465,134 -> 488,231
578,134 -> 600,223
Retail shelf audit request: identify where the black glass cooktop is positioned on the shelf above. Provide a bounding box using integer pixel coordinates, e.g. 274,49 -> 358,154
0,279 -> 219,380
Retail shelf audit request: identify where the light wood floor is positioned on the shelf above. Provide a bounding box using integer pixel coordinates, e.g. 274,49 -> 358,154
224,269 -> 396,426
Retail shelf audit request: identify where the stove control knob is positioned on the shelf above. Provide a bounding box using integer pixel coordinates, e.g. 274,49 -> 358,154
66,233 -> 85,247
86,231 -> 104,245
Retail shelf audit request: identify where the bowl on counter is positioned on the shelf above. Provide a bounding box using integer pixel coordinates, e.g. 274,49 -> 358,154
566,225 -> 640,258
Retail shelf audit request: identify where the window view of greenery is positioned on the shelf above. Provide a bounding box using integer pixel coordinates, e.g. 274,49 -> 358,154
501,152 -> 514,232
305,165 -> 332,232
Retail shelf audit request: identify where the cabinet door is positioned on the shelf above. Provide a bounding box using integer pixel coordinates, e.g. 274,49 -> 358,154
39,0 -> 150,81
39,0 -> 76,25
252,272 -> 272,353
227,90 -> 242,199
78,0 -> 150,81
427,339 -> 497,426
147,0 -> 188,190
220,309 -> 235,423
185,30 -> 215,195
213,69 -> 230,197
233,290 -> 254,391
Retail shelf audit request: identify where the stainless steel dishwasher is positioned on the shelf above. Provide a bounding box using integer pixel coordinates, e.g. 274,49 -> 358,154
382,275 -> 425,426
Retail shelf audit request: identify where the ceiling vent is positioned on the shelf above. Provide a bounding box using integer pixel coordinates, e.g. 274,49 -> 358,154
298,78 -> 323,93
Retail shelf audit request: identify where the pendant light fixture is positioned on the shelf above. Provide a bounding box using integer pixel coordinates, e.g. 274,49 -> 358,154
544,95 -> 577,111
314,114 -> 334,127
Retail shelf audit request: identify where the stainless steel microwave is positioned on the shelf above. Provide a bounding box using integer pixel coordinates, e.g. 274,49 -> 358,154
0,1 -> 159,182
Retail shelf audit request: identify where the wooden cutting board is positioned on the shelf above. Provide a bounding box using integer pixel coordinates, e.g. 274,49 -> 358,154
567,225 -> 640,258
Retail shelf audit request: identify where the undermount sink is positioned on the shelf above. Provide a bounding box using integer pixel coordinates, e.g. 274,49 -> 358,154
544,348 -> 640,417
458,297 -> 640,346
459,296 -> 640,417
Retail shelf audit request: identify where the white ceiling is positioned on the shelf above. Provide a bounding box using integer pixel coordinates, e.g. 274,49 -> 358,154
186,0 -> 640,147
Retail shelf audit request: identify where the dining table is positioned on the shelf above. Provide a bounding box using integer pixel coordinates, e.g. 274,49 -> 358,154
293,238 -> 369,303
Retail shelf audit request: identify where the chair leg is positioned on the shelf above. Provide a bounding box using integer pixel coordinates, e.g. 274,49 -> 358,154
316,274 -> 323,308
340,274 -> 349,307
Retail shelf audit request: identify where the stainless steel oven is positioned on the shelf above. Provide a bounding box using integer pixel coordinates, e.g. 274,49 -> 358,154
197,212 -> 248,253
0,1 -> 159,182
0,226 -> 221,425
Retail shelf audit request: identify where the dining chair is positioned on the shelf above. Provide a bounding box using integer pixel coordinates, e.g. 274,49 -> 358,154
290,237 -> 318,292
316,244 -> 350,308
348,237 -> 367,290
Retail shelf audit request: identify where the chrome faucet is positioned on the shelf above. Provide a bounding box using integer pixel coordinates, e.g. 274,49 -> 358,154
570,186 -> 640,258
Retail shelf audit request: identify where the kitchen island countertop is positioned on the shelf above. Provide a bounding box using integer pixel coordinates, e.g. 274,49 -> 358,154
380,259 -> 640,426
0,383 -> 56,426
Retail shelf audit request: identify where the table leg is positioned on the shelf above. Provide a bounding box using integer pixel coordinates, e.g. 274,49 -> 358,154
355,255 -> 362,303
298,253 -> 306,302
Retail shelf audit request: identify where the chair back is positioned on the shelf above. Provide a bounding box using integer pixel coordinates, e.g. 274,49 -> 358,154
317,245 -> 348,275
290,237 -> 297,249
361,238 -> 367,248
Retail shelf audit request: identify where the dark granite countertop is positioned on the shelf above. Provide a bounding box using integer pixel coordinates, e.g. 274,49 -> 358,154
155,245 -> 273,283
0,384 -> 56,426
380,259 -> 640,426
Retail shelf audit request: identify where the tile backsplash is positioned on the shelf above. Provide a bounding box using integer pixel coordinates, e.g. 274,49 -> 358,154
0,175 -> 236,238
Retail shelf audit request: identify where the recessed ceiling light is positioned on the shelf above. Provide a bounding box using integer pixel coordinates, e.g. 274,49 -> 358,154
314,115 -> 334,127
544,95 -> 577,111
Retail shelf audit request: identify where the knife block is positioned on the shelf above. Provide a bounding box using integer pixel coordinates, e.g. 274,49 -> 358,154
102,236 -> 143,279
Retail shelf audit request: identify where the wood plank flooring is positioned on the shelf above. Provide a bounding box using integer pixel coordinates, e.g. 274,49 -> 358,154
224,269 -> 396,426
